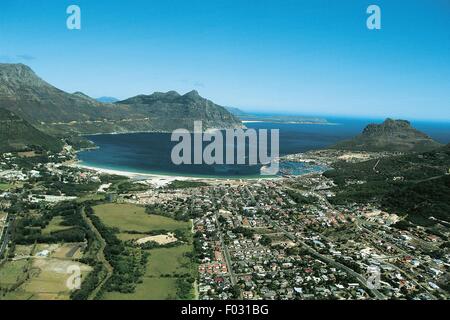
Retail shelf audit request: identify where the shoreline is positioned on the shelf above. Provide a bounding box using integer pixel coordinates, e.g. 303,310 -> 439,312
72,162 -> 280,182
79,120 -> 338,137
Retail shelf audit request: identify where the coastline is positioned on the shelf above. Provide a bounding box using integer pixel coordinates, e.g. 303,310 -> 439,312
74,162 -> 195,180
72,161 -> 280,182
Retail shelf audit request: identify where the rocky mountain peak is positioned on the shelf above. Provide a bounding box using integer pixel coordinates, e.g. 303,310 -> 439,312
184,90 -> 200,98
0,63 -> 47,88
332,118 -> 442,152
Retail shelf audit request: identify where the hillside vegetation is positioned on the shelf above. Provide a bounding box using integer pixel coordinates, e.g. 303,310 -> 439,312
324,144 -> 450,226
0,107 -> 63,152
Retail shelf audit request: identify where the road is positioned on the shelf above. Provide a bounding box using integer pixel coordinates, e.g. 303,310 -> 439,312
0,212 -> 7,244
0,214 -> 14,259
81,207 -> 113,300
372,159 -> 381,173
214,212 -> 237,287
245,186 -> 256,204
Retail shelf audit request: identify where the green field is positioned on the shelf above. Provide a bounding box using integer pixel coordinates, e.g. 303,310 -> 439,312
0,260 -> 28,287
102,277 -> 177,300
94,203 -> 196,300
145,245 -> 193,276
0,183 -> 10,191
0,242 -> 92,300
102,245 -> 194,300
116,233 -> 143,241
93,203 -> 190,233
42,216 -> 72,235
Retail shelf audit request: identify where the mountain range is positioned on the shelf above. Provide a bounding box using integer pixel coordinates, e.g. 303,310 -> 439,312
331,118 -> 442,152
0,63 -> 444,154
0,63 -> 242,136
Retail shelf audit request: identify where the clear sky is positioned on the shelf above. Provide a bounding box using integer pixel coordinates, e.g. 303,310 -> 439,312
1,0 -> 449,120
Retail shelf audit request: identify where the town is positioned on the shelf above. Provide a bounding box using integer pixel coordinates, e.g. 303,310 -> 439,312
0,147 -> 448,300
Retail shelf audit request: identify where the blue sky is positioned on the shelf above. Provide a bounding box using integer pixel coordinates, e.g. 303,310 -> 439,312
0,0 -> 449,120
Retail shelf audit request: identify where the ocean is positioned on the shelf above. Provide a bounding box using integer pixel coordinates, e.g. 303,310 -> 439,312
78,117 -> 450,178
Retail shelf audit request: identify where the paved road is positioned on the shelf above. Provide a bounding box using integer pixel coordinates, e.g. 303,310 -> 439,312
215,212 -> 237,287
373,159 -> 381,173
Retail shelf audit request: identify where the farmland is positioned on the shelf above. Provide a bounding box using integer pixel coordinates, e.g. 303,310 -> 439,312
0,260 -> 28,288
93,203 -> 189,233
92,203 -> 196,300
42,216 -> 73,235
102,244 -> 195,300
0,243 -> 91,300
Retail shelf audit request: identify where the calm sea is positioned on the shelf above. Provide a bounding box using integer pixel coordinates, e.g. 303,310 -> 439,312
78,118 -> 450,178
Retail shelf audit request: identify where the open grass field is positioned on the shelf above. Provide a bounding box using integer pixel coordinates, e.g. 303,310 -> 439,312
116,233 -> 143,241
2,290 -> 34,300
0,260 -> 28,287
102,277 -> 177,300
0,243 -> 92,300
93,203 -> 190,233
145,245 -> 193,276
102,245 -> 194,300
94,205 -> 196,300
42,216 -> 72,235
10,258 -> 92,300
52,243 -> 84,259
0,183 -> 10,191
22,270 -> 72,300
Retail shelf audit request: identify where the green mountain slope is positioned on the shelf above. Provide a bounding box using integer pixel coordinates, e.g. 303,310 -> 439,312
0,108 -> 63,152
331,118 -> 442,152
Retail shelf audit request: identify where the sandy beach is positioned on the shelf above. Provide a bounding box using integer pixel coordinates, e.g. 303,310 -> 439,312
72,162 -> 278,187
72,162 -> 201,187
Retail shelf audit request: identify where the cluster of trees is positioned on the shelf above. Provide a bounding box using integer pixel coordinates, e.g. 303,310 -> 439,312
145,203 -> 199,222
232,227 -> 255,239
70,264 -> 103,300
14,202 -> 88,244
44,179 -> 101,197
383,175 -> 450,227
192,232 -> 212,262
139,240 -> 182,250
116,181 -> 148,193
7,154 -> 55,170
175,276 -> 196,299
166,180 -> 209,190
86,206 -> 149,294
259,235 -> 272,246
285,189 -> 317,206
